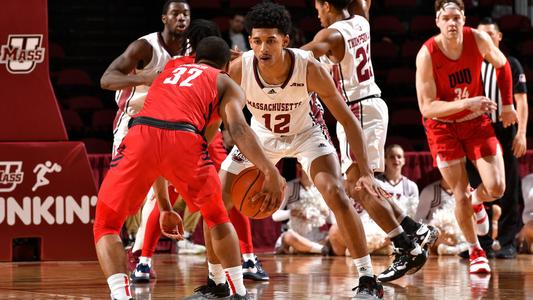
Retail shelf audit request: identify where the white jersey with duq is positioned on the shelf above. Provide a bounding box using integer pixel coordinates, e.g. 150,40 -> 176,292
241,48 -> 316,136
320,16 -> 381,102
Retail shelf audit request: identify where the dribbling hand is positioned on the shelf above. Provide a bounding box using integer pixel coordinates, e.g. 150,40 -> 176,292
253,170 -> 286,214
159,210 -> 184,240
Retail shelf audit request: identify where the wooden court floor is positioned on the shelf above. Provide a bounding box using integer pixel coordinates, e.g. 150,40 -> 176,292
1,253 -> 532,299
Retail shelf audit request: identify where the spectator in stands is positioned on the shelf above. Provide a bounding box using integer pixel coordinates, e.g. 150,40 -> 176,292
376,144 -> 420,219
273,163 -> 332,255
416,178 -> 467,255
222,13 -> 250,51
520,174 -> 533,254
465,17 -> 529,259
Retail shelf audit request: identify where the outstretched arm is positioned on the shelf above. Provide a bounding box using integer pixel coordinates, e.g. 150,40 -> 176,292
300,28 -> 343,60
100,39 -> 156,90
217,73 -> 286,212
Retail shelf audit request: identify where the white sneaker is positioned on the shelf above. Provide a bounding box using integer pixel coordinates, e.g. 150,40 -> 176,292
177,239 -> 206,255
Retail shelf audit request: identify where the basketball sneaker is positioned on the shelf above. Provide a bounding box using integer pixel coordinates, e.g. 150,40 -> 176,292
377,244 -> 427,282
131,263 -> 153,283
352,275 -> 384,299
183,278 -> 230,299
177,238 -> 206,255
469,247 -> 491,274
243,256 -> 269,281
473,204 -> 489,236
127,248 -> 156,280
411,224 -> 439,251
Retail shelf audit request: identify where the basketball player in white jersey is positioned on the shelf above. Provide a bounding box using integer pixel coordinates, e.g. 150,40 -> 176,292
100,0 -> 191,282
301,0 -> 437,282
193,3 -> 390,298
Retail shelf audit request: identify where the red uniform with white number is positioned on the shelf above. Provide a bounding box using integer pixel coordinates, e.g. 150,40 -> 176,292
319,15 -> 388,173
422,27 -> 500,168
93,63 -> 229,242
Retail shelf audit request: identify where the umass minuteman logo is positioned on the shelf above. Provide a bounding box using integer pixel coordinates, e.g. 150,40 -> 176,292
0,34 -> 45,74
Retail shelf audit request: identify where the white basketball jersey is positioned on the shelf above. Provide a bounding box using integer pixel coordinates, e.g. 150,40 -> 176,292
114,32 -> 174,118
241,48 -> 317,136
320,16 -> 381,102
376,174 -> 419,218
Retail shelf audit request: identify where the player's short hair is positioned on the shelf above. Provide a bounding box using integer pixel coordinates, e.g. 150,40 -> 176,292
316,0 -> 351,11
478,17 -> 500,32
245,2 -> 292,35
434,0 -> 464,13
162,0 -> 188,15
186,19 -> 221,53
195,36 -> 230,69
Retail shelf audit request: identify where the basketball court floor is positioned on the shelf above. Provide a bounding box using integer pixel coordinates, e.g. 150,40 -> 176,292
1,253 -> 532,299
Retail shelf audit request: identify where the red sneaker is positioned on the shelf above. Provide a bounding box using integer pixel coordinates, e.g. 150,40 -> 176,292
469,248 -> 491,274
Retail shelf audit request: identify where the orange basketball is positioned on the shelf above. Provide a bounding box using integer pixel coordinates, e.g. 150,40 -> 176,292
231,167 -> 273,219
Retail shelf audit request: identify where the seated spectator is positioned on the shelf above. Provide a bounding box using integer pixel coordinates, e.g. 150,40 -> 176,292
273,163 -> 332,255
376,144 -> 419,218
416,179 -> 467,255
520,174 -> 533,254
222,13 -> 250,51
330,144 -> 421,256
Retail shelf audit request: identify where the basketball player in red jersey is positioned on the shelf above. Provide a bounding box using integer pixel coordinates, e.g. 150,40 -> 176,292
301,0 -> 436,282
416,0 -> 518,273
93,37 -> 285,300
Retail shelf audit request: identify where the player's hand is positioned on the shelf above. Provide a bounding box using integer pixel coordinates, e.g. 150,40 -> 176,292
253,170 -> 286,213
499,108 -> 518,128
142,71 -> 160,86
467,96 -> 497,113
350,174 -> 391,200
159,210 -> 184,240
230,46 -> 243,61
512,133 -> 527,158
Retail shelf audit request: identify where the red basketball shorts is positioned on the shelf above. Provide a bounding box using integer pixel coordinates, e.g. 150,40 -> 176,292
424,115 -> 501,168
93,125 -> 229,243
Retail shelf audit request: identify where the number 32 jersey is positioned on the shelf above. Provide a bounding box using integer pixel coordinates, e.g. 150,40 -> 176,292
320,15 -> 381,102
241,48 -> 320,136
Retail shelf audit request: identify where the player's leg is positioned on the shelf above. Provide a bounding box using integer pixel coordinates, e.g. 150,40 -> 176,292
94,132 -> 159,300
438,160 -> 491,273
328,224 -> 348,256
307,153 -> 383,297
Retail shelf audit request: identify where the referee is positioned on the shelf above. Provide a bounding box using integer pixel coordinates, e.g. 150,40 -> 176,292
466,17 -> 529,259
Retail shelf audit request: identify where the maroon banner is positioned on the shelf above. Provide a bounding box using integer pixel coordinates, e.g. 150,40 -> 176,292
0,142 -> 98,260
0,0 -> 67,141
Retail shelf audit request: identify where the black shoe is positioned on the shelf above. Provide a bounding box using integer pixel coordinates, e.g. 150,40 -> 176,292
183,278 -> 230,299
243,256 -> 269,281
229,292 -> 252,299
410,224 -> 439,250
352,275 -> 384,299
495,244 -> 517,259
377,245 -> 427,282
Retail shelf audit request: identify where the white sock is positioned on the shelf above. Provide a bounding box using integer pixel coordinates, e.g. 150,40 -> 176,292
242,253 -> 255,262
208,262 -> 226,285
183,231 -> 192,240
224,266 -> 246,296
387,226 -> 404,239
309,242 -> 323,254
139,256 -> 151,267
107,273 -> 132,300
468,240 -> 482,254
352,255 -> 374,279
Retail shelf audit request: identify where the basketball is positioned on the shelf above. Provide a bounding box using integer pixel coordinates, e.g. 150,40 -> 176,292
231,167 -> 273,219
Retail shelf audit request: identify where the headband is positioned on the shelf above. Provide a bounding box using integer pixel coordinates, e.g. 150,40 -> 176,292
436,2 -> 465,18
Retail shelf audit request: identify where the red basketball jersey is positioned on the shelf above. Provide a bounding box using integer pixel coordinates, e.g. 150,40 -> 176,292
424,27 -> 484,120
137,62 -> 221,131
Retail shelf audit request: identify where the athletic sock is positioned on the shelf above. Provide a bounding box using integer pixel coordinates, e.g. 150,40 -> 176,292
208,262 -> 226,285
352,255 -> 374,279
225,266 -> 246,296
387,226 -> 404,239
107,273 -> 132,300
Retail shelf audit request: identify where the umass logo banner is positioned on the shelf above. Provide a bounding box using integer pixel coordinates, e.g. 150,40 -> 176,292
0,34 -> 45,74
